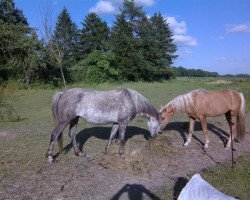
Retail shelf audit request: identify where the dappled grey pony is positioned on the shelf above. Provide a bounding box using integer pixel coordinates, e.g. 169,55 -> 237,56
46,88 -> 160,163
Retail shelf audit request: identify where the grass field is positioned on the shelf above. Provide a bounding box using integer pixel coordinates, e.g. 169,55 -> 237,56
0,77 -> 249,199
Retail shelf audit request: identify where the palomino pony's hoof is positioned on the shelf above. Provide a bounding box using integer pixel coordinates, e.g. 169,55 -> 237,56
204,144 -> 209,148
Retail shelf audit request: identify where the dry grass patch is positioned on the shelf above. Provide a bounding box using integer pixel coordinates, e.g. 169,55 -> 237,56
207,80 -> 232,85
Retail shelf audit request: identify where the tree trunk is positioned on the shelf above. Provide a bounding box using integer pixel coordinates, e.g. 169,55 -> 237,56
58,61 -> 67,89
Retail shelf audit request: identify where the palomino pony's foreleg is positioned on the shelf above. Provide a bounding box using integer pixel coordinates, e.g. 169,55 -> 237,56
69,117 -> 82,156
200,117 -> 209,148
118,123 -> 127,154
106,123 -> 119,150
46,122 -> 68,163
184,117 -> 195,146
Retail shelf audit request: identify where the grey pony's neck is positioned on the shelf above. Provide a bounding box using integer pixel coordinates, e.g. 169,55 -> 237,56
136,112 -> 155,119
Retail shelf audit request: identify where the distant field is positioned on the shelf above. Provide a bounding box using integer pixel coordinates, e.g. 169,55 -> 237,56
0,77 -> 249,199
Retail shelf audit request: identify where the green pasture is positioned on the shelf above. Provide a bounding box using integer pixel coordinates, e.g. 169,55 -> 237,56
0,77 -> 249,199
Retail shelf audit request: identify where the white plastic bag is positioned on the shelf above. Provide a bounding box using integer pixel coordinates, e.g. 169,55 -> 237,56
178,174 -> 237,200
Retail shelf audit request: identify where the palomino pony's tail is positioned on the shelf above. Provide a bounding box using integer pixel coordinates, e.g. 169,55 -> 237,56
236,93 -> 246,141
52,91 -> 64,153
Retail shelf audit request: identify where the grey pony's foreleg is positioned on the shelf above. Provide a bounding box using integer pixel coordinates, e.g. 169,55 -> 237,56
106,123 -> 119,150
118,123 -> 127,154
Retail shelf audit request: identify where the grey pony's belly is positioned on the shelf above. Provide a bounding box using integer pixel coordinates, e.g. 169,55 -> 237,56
77,109 -> 119,125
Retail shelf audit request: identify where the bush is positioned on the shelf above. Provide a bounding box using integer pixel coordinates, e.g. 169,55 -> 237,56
84,50 -> 122,83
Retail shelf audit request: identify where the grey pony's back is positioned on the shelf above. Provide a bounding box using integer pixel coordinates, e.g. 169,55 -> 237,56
52,92 -> 63,126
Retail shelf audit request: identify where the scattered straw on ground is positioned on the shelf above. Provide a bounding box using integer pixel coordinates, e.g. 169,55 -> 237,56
207,80 -> 232,85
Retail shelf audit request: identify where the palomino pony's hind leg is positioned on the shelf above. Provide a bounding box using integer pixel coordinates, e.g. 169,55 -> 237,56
46,122 -> 68,163
69,116 -> 82,156
184,117 -> 195,146
106,123 -> 119,150
225,112 -> 237,148
200,116 -> 209,148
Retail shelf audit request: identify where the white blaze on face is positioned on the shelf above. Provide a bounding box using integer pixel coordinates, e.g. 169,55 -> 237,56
148,118 -> 159,137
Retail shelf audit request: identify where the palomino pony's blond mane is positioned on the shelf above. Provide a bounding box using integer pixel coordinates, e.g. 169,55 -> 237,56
162,89 -> 208,113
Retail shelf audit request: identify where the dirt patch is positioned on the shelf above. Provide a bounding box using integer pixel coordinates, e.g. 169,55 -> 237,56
0,130 -> 12,138
1,114 -> 250,200
207,80 -> 232,85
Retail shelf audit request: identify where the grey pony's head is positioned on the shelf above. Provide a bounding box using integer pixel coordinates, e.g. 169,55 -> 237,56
147,117 -> 160,137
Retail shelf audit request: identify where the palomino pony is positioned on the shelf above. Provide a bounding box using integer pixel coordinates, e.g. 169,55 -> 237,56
46,88 -> 160,163
159,89 -> 245,148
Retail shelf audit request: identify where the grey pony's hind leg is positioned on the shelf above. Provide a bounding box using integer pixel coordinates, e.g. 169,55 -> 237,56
57,133 -> 63,154
106,123 -> 119,150
69,116 -> 82,156
118,123 -> 127,155
46,122 -> 68,163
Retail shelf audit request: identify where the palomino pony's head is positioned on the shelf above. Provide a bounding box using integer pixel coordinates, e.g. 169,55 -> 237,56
159,104 -> 175,131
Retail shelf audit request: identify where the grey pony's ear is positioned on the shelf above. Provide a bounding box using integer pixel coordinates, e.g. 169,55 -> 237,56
160,105 -> 163,109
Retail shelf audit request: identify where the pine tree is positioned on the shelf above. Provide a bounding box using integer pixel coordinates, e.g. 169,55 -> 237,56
80,12 -> 109,56
0,0 -> 42,85
147,13 -> 178,79
50,7 -> 79,87
0,0 -> 28,25
53,7 -> 79,66
111,0 -> 149,81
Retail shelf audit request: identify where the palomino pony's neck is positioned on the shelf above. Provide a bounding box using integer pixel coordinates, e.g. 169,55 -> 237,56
167,92 -> 194,113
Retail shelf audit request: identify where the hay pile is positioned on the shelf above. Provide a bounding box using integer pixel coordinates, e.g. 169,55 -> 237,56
93,134 -> 176,175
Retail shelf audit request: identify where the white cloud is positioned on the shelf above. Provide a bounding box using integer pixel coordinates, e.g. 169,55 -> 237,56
166,17 -> 187,35
166,16 -> 197,47
177,49 -> 192,58
89,0 -> 116,14
227,23 -> 250,33
173,35 -> 197,47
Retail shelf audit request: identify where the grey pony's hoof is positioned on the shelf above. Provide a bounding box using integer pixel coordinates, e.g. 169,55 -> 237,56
47,155 -> 54,164
75,151 -> 85,157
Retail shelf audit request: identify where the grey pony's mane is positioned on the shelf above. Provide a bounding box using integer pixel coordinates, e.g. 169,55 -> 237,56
162,89 -> 208,113
127,88 -> 159,120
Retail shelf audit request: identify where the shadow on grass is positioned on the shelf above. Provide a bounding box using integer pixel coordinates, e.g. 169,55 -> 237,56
110,184 -> 161,200
64,126 -> 151,153
163,121 -> 230,147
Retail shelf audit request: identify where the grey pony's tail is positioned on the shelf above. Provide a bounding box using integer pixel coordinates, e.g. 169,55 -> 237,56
52,92 -> 64,153
236,93 -> 246,141
52,92 -> 63,126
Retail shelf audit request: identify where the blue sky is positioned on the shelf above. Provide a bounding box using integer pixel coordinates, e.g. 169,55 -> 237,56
15,0 -> 250,75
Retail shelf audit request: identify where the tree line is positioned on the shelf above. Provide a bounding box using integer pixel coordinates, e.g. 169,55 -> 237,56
0,0 -> 179,87
173,66 -> 219,77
